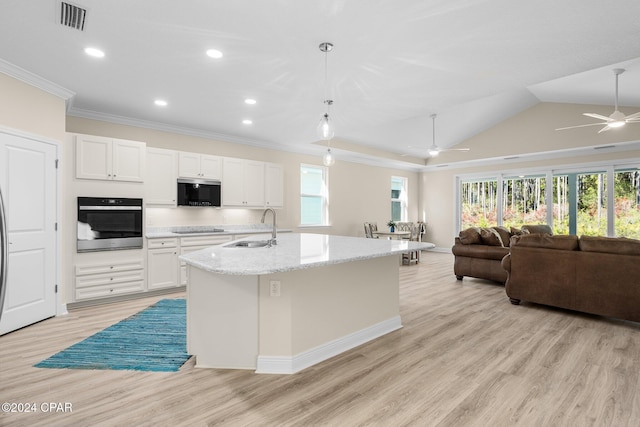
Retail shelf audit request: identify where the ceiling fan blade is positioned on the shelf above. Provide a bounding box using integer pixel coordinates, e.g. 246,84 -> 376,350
597,125 -> 611,134
583,113 -> 612,121
444,148 -> 471,152
556,122 -> 607,131
624,111 -> 640,120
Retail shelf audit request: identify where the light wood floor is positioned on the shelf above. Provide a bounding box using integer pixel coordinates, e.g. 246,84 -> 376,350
2,252 -> 640,427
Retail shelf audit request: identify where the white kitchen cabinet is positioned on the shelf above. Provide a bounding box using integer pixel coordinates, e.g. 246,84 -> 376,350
222,157 -> 265,207
265,162 -> 284,208
146,148 -> 177,206
74,256 -> 145,301
178,152 -> 222,180
75,134 -> 145,182
147,238 -> 180,290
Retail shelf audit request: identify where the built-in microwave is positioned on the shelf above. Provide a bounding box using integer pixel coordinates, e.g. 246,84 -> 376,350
77,197 -> 143,252
177,178 -> 221,207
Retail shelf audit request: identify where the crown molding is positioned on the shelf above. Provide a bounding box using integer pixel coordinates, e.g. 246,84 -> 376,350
0,59 -> 75,100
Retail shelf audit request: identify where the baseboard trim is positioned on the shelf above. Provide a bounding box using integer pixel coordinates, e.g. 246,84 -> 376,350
255,315 -> 402,374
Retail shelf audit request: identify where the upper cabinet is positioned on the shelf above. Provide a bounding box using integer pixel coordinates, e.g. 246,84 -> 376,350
146,148 -> 177,207
178,152 -> 221,180
76,134 -> 145,182
222,157 -> 265,207
265,163 -> 284,208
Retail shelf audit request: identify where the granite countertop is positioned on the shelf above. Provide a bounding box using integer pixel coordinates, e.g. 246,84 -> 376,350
146,224 -> 291,238
179,232 -> 435,275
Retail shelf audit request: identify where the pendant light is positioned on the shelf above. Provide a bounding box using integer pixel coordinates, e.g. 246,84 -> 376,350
317,42 -> 336,166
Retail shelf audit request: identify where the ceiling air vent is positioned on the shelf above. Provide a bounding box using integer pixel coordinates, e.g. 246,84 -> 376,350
59,2 -> 87,31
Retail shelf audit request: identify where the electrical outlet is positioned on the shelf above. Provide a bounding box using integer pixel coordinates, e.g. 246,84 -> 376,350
269,280 -> 281,297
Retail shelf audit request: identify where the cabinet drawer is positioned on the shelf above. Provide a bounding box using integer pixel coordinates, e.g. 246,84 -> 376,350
75,280 -> 145,300
180,235 -> 232,247
147,238 -> 179,249
75,259 -> 144,276
76,269 -> 145,289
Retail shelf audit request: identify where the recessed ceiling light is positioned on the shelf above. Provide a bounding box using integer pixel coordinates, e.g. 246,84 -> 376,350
242,119 -> 253,125
84,47 -> 105,58
244,98 -> 257,105
206,49 -> 223,59
154,99 -> 168,107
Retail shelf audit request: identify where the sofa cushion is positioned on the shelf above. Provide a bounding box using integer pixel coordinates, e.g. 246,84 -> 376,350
521,224 -> 553,235
579,235 -> 640,255
459,227 -> 482,245
492,226 -> 512,247
510,234 -> 579,251
480,228 -> 504,246
452,243 -> 509,260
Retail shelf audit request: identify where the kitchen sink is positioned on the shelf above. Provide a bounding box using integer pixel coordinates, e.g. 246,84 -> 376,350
225,240 -> 271,248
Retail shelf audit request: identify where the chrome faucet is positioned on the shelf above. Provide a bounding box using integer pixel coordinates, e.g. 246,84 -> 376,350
261,208 -> 277,246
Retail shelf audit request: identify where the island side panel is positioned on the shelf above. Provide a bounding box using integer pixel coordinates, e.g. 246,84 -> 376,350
259,255 -> 400,363
187,266 -> 259,369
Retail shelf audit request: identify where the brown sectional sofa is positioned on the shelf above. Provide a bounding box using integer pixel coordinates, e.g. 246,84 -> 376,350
502,234 -> 640,323
452,224 -> 552,283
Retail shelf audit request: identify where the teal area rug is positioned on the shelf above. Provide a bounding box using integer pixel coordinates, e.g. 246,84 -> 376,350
35,299 -> 190,372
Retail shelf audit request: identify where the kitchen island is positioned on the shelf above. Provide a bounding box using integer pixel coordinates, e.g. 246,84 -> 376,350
180,233 -> 434,374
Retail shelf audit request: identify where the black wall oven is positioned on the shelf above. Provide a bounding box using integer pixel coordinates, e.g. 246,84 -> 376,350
77,197 -> 143,252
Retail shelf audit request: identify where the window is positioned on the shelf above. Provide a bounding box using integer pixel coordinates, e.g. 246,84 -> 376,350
614,169 -> 640,239
502,175 -> 547,230
300,164 -> 328,226
460,179 -> 498,229
456,162 -> 640,239
391,176 -> 407,222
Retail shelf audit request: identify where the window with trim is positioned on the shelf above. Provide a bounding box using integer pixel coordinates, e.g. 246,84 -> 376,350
391,176 -> 407,222
300,164 -> 329,226
456,163 -> 640,239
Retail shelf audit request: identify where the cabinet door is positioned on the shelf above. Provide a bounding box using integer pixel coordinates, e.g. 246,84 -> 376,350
244,160 -> 265,206
265,163 -> 283,207
222,157 -> 245,206
112,139 -> 145,182
146,148 -> 177,206
178,152 -> 201,178
200,155 -> 222,180
147,248 -> 179,290
76,134 -> 112,180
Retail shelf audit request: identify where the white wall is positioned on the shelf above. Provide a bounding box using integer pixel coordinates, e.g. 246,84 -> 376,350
0,72 -> 68,305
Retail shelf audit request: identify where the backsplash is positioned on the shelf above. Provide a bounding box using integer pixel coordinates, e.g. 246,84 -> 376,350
146,207 -> 265,227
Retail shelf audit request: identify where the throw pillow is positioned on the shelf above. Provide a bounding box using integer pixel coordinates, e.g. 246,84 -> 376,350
510,226 -> 530,236
459,227 -> 482,245
492,226 -> 512,247
522,224 -> 553,235
480,227 -> 504,247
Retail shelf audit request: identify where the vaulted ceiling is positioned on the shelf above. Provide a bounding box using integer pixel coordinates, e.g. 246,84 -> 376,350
1,0 -> 639,169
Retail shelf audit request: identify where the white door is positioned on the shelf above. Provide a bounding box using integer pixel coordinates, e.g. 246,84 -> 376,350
0,132 -> 57,335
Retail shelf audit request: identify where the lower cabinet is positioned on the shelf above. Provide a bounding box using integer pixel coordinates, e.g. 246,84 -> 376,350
147,238 -> 179,290
75,256 -> 145,301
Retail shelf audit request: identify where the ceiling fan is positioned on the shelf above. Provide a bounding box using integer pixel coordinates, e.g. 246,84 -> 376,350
426,114 -> 470,157
556,68 -> 640,133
